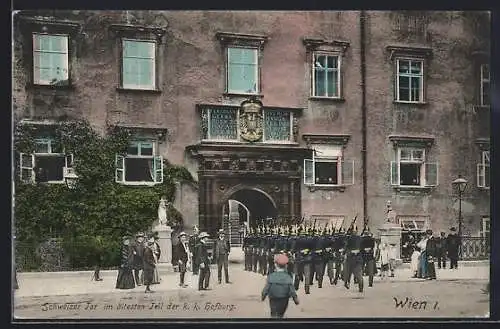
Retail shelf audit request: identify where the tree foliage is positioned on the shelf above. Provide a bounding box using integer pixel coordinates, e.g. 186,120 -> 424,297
14,120 -> 194,270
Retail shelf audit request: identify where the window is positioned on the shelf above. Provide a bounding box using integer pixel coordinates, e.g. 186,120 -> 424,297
304,145 -> 354,186
391,147 -> 438,187
227,47 -> 258,94
19,138 -> 74,184
203,108 -> 239,141
312,53 -> 340,98
122,39 -> 156,90
480,64 -> 490,106
32,34 -> 69,85
480,217 -> 490,238
115,140 -> 163,185
396,59 -> 424,103
477,150 -> 490,188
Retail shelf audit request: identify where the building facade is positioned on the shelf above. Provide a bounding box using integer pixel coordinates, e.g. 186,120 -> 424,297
12,10 -> 490,242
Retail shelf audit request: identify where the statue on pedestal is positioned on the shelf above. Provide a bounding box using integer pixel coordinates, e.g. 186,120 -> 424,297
386,200 -> 398,225
157,196 -> 170,229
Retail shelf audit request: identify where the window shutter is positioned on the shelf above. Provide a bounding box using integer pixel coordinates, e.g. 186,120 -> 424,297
341,159 -> 354,185
154,155 -> 164,183
477,163 -> 485,188
65,154 -> 74,168
424,162 -> 438,186
390,161 -> 399,185
304,159 -> 314,185
115,154 -> 125,183
19,153 -> 35,183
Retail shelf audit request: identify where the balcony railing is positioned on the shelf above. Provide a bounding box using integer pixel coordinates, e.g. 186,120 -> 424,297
460,236 -> 489,260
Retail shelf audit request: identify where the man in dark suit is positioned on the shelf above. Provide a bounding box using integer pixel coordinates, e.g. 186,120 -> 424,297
436,232 -> 447,269
143,235 -> 156,293
446,227 -> 461,269
196,232 -> 211,290
132,232 -> 145,286
189,225 -> 200,275
174,232 -> 191,288
215,229 -> 231,284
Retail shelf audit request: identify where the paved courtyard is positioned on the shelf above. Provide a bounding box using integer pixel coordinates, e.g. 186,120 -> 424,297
13,264 -> 489,319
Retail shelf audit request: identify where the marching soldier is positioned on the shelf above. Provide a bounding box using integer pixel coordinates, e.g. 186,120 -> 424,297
252,227 -> 260,273
332,228 -> 345,285
266,228 -> 276,275
325,227 -> 336,285
313,227 -> 329,288
361,227 -> 376,287
243,228 -> 254,271
259,227 -> 268,275
343,225 -> 364,292
293,226 -> 315,294
286,226 -> 297,278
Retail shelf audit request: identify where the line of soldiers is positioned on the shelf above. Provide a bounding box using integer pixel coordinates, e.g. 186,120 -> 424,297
242,222 -> 376,294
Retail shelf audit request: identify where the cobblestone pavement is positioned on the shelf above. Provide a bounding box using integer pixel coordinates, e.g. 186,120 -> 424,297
14,265 -> 489,319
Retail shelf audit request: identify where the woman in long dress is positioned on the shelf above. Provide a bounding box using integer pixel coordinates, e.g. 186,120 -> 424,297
410,246 -> 421,278
416,236 -> 428,279
116,236 -> 136,289
152,236 -> 161,284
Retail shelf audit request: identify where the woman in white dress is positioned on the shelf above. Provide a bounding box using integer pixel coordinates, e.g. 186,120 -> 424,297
410,246 -> 421,278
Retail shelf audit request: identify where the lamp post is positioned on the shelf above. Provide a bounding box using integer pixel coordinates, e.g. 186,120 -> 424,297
452,175 -> 468,256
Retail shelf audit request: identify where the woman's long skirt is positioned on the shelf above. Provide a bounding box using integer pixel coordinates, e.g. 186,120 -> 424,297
418,251 -> 428,278
152,267 -> 160,284
410,251 -> 420,275
116,267 -> 135,289
143,268 -> 155,286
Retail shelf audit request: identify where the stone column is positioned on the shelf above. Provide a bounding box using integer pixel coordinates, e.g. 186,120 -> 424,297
153,224 -> 173,271
378,222 -> 403,266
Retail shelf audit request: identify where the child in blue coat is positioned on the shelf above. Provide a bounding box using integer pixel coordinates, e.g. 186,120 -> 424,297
261,253 -> 299,318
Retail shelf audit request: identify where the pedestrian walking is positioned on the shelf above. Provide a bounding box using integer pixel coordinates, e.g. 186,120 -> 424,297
189,225 -> 200,275
116,236 -> 135,290
436,232 -> 447,269
416,234 -> 429,278
143,235 -> 156,293
151,234 -> 161,284
379,243 -> 390,280
446,227 -> 461,269
174,231 -> 191,288
215,229 -> 231,284
261,253 -> 299,319
196,232 -> 211,291
132,232 -> 145,286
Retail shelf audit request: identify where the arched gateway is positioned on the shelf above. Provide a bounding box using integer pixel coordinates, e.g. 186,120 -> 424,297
187,144 -> 311,239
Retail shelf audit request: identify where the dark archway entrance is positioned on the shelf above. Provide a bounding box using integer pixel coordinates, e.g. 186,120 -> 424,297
222,189 -> 278,244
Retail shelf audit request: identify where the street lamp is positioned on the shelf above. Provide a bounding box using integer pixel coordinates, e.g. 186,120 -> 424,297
452,175 -> 468,243
64,167 -> 78,189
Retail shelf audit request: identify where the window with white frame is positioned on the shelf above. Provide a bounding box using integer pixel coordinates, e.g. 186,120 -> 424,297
304,145 -> 354,186
396,59 -> 424,103
19,138 -> 74,184
477,150 -> 490,188
480,217 -> 490,238
32,34 -> 69,85
122,39 -> 156,90
115,140 -> 163,184
226,47 -> 259,94
391,147 -> 438,187
312,53 -> 341,98
480,64 -> 490,106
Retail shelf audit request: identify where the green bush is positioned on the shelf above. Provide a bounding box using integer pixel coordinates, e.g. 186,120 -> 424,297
14,120 -> 195,270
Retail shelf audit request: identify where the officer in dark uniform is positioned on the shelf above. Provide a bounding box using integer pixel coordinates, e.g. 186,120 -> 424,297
325,227 -> 336,285
266,228 -> 277,275
313,227 -> 329,288
294,227 -> 315,294
332,228 -> 346,285
252,227 -> 260,273
286,226 -> 297,278
292,227 -> 304,292
343,225 -> 364,292
243,228 -> 251,271
360,228 -> 376,287
259,228 -> 268,275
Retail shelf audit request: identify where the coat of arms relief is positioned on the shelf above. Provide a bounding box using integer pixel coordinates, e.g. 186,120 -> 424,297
239,98 -> 263,142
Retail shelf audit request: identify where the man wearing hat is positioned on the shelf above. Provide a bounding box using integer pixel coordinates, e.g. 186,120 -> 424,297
132,232 -> 145,285
196,232 -> 212,290
189,225 -> 200,275
215,229 -> 231,284
436,232 -> 448,269
261,253 -> 300,318
446,227 -> 461,269
143,234 -> 156,293
174,232 -> 191,288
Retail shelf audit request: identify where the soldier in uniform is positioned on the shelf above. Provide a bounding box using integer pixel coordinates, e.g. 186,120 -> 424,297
360,227 -> 376,287
243,228 -> 254,271
313,227 -> 329,288
293,226 -> 315,294
286,226 -> 297,278
266,228 -> 276,275
332,228 -> 346,285
325,227 -> 336,285
259,227 -> 268,275
252,227 -> 260,273
343,225 -> 364,292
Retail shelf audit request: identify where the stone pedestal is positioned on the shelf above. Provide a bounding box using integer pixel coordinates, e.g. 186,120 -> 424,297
152,224 -> 173,270
378,222 -> 403,266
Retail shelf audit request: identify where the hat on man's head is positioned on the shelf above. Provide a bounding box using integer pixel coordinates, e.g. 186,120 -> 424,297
426,229 -> 433,235
136,232 -> 145,238
274,253 -> 289,267
122,235 -> 130,241
199,232 -> 209,239
178,232 -> 187,238
450,227 -> 457,232
218,229 -> 225,235
147,236 -> 155,244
